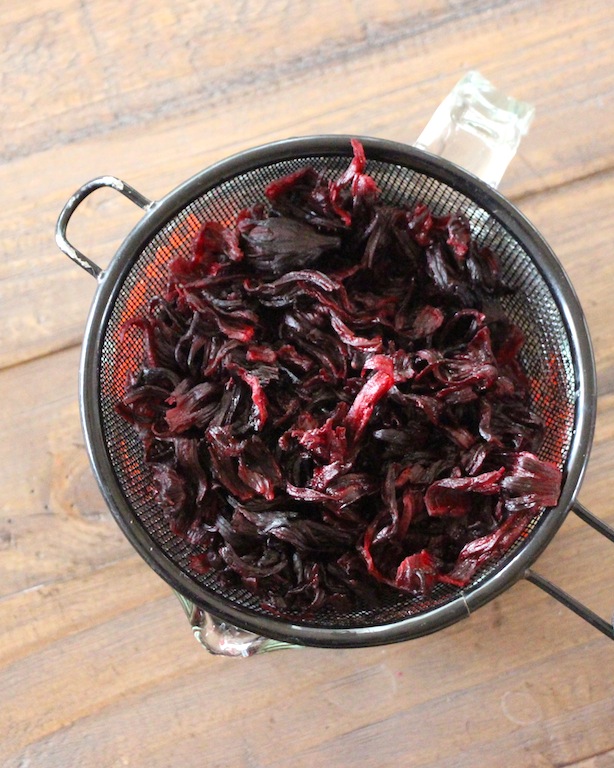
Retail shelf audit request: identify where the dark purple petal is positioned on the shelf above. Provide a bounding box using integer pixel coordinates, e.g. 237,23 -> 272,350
117,140 -> 562,615
425,468 -> 506,518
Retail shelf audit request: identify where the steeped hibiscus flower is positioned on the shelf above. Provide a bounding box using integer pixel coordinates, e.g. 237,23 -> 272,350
118,141 -> 562,617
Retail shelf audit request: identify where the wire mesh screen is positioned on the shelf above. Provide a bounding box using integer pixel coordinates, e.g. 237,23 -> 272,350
97,150 -> 576,632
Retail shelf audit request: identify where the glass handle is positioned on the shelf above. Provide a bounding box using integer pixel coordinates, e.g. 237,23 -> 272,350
414,71 -> 535,188
174,592 -> 299,657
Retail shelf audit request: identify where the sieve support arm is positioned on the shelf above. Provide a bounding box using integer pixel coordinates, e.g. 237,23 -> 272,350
55,176 -> 153,279
525,502 -> 614,640
571,500 -> 614,542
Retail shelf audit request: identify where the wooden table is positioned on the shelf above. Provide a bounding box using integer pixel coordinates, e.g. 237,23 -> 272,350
2,2 -> 613,766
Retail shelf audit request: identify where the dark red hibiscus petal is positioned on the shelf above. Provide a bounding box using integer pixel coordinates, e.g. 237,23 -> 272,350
394,550 -> 439,594
117,140 -> 562,616
425,468 -> 506,518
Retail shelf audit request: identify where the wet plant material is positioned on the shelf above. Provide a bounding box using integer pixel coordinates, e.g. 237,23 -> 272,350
117,140 -> 562,616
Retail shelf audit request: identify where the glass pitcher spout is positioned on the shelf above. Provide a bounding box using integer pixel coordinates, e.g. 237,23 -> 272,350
414,71 -> 535,188
174,591 -> 298,656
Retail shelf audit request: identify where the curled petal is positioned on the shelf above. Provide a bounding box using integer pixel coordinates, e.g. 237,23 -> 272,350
425,468 -> 505,518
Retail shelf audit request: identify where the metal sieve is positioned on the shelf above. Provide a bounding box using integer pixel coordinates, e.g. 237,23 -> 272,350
56,135 -> 613,649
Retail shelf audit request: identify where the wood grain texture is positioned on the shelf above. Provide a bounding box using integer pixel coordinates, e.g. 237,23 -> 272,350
1,0 -> 613,766
1,0 -> 613,368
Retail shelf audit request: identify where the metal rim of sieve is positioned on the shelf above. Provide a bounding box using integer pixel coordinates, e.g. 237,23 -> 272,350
76,135 -> 596,647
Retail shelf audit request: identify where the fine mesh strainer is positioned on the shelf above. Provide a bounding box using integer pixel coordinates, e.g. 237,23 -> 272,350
56,82 -> 614,654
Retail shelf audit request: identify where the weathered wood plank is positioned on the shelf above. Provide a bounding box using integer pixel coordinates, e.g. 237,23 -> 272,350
563,750 -> 614,768
2,2 -> 614,766
0,0 -> 613,368
0,0 -> 562,163
0,345 -> 131,598
2,593 -> 612,767
0,556 -> 164,667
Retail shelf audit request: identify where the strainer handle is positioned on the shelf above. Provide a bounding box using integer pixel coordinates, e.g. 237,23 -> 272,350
55,176 -> 153,279
525,502 -> 614,640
